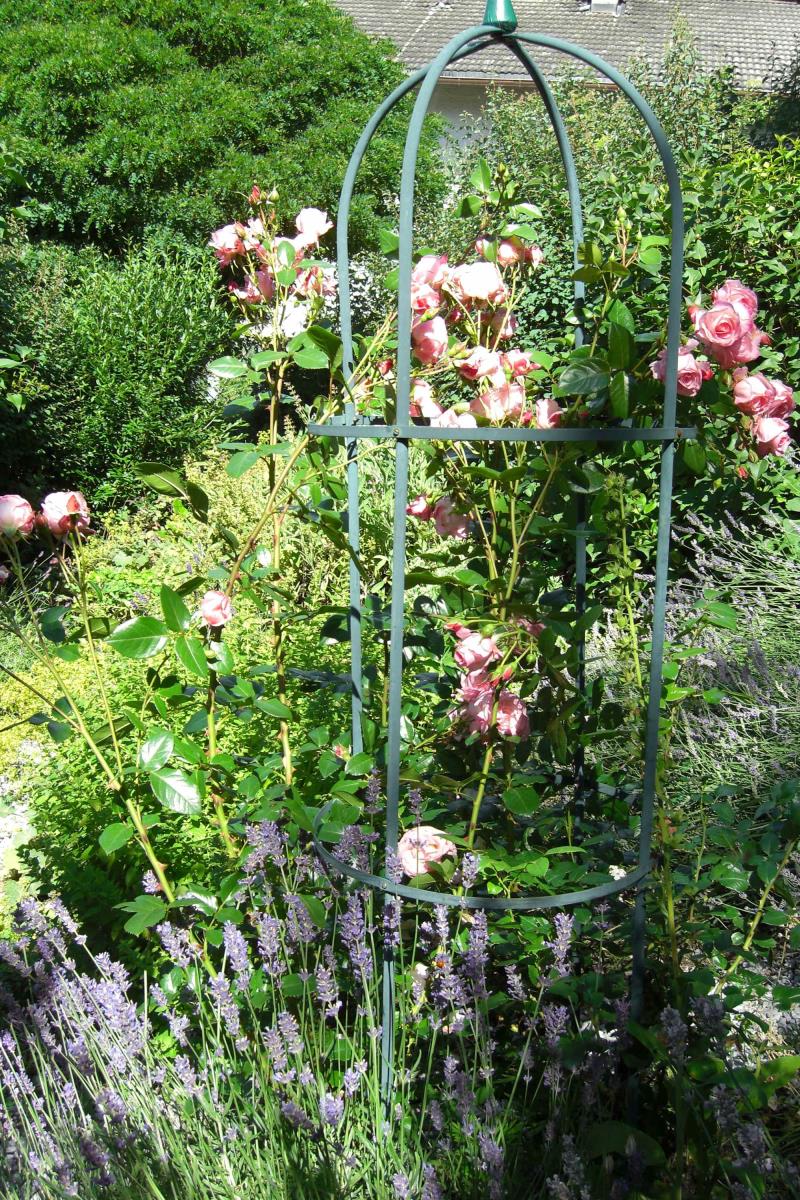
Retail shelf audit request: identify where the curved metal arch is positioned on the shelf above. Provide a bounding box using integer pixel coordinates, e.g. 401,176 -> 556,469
313,23 -> 687,1099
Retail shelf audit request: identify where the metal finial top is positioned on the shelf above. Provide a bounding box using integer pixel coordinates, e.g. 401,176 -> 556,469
483,0 -> 518,31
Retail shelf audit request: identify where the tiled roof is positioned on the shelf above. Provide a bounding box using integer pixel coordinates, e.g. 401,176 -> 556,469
332,0 -> 800,90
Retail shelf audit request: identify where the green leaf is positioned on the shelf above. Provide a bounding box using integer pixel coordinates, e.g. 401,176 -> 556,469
469,156 -> 492,193
504,786 -> 540,816
554,357 -> 610,396
292,347 -> 329,371
609,371 -> 630,418
118,894 -> 167,935
40,606 -> 69,644
250,350 -> 286,369
683,440 -> 707,475
99,823 -> 134,854
345,751 -> 373,776
584,1122 -> 665,1167
139,729 -> 174,771
175,635 -> 210,679
608,299 -> 635,332
379,228 -> 400,255
150,768 -> 203,815
227,450 -> 259,478
208,355 -> 249,379
256,697 -> 292,720
160,584 -> 191,633
457,194 -> 482,218
710,862 -> 750,892
705,600 -> 738,632
608,322 -> 635,371
107,617 -> 168,660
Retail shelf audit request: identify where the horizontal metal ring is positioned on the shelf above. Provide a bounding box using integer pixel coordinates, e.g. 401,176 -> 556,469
308,422 -> 697,444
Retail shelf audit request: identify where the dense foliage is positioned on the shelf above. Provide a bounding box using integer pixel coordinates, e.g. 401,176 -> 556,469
0,0 -> 444,251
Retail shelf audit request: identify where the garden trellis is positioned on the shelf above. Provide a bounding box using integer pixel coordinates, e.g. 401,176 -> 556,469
309,0 -> 692,1100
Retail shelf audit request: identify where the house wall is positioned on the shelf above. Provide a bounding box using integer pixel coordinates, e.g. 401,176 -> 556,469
430,81 -> 492,145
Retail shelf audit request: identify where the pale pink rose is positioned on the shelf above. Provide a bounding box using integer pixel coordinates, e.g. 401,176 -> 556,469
489,308 -> 518,339
535,398 -> 562,429
448,262 -> 508,306
752,415 -> 792,457
461,688 -> 494,736
495,690 -> 530,738
412,254 -> 449,290
694,302 -> 748,348
294,207 -> 333,246
409,379 -> 443,420
515,615 -> 545,637
243,217 -> 265,249
720,324 -> 770,368
470,381 -> 525,422
293,267 -> 328,298
406,494 -> 434,520
712,279 -> 758,323
41,492 -> 90,537
454,632 -> 502,672
200,590 -> 233,627
650,340 -> 711,398
732,370 -> 776,416
502,349 -> 539,377
457,669 -> 495,702
208,224 -> 245,267
768,379 -> 795,418
0,565 -> 9,584
397,826 -> 456,877
228,277 -> 263,304
412,316 -> 448,365
458,346 -> 502,381
474,237 -> 491,258
496,238 -> 526,266
527,245 -> 544,268
445,621 -> 472,640
410,282 -> 442,315
256,267 -> 275,300
0,494 -> 36,538
430,407 -> 477,429
432,497 -> 469,539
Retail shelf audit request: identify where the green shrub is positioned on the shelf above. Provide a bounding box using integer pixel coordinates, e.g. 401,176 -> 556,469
0,0 -> 446,251
0,233 -> 235,503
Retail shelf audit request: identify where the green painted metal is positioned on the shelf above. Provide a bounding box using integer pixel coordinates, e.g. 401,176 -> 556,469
484,0 -> 519,32
310,21 -> 685,1105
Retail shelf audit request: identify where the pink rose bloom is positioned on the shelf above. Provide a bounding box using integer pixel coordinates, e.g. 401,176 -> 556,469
458,669 -> 495,702
0,565 -> 9,584
650,339 -> 712,398
489,308 -> 518,339
445,620 -> 472,640
377,358 -> 394,377
228,277 -> 263,304
412,316 -> 448,365
406,494 -> 434,520
458,346 -> 502,380
752,416 -> 792,457
535,398 -> 562,429
410,282 -> 441,315
694,302 -> 748,346
496,238 -> 526,267
515,615 -> 545,637
721,324 -> 770,369
769,379 -> 795,418
462,688 -> 493,736
41,492 -> 90,537
432,497 -> 469,539
732,370 -> 776,416
430,407 -> 478,429
208,224 -> 245,267
256,267 -> 275,300
454,632 -> 502,672
470,381 -> 525,422
243,217 -> 265,249
412,254 -> 449,290
409,379 -> 443,420
495,690 -> 530,738
448,262 -> 508,306
294,207 -> 333,246
293,267 -> 327,298
712,279 -> 758,324
200,590 -> 233,627
0,494 -> 36,538
397,826 -> 456,877
502,349 -> 539,377
527,245 -> 544,268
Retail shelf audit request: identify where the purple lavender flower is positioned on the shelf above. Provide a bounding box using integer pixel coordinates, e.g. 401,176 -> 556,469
392,1172 -> 412,1199
253,912 -> 286,976
173,1054 -> 202,1097
422,1163 -> 443,1200
365,770 -> 382,815
284,895 -> 317,947
319,1092 -> 344,1125
314,962 -> 341,1019
242,821 -> 287,882
336,825 -> 372,870
504,964 -> 526,1001
281,1100 -> 314,1132
209,974 -> 241,1039
659,1006 -> 688,1065
263,1026 -> 289,1072
141,871 -> 160,895
456,851 -> 480,891
546,913 -> 574,978
222,922 -> 251,986
461,910 -> 489,1000
156,923 -> 195,970
478,1128 -> 505,1200
340,892 -> 373,979
277,1011 -> 304,1056
408,788 -> 423,820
